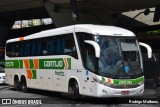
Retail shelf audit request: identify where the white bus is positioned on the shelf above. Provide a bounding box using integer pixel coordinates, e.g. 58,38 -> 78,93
5,24 -> 152,97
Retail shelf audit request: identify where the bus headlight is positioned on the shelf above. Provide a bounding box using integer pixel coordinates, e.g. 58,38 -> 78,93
93,77 -> 112,86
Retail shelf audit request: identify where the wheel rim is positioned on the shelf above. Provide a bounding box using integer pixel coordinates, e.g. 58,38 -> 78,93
69,86 -> 74,95
74,82 -> 79,95
69,82 -> 79,97
22,79 -> 26,91
73,82 -> 79,97
22,82 -> 25,90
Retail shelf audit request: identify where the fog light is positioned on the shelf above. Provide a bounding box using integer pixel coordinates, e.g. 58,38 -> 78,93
102,89 -> 108,94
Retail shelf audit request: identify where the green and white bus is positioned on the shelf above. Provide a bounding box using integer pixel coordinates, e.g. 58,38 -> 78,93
5,24 -> 152,97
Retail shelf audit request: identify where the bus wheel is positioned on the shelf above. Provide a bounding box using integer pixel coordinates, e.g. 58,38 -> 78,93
69,81 -> 80,99
21,77 -> 28,93
14,77 -> 21,91
155,86 -> 160,97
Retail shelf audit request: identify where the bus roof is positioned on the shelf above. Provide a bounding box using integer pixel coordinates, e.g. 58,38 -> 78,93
6,24 -> 135,43
74,24 -> 135,36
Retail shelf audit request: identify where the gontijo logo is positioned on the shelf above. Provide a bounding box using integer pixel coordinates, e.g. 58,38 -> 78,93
44,61 -> 63,67
39,58 -> 71,70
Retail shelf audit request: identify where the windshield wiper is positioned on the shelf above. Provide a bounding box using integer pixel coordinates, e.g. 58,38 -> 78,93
113,63 -> 124,79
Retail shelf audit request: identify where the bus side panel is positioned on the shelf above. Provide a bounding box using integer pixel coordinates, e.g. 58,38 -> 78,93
5,68 -> 17,86
42,69 -> 54,91
5,68 -> 35,89
53,69 -> 67,92
65,57 -> 88,95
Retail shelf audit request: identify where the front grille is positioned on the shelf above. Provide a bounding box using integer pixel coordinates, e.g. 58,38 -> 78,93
109,84 -> 140,89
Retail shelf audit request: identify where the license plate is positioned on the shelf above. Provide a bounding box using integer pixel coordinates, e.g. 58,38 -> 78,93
121,91 -> 129,95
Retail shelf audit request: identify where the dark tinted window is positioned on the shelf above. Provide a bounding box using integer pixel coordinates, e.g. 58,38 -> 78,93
62,34 -> 78,58
25,41 -> 31,56
85,44 -> 95,72
6,42 -> 19,57
41,38 -> 48,55
31,41 -> 36,56
19,41 -> 25,57
76,32 -> 93,64
6,33 -> 78,59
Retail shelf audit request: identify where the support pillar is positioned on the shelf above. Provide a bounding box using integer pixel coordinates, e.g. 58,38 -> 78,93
0,19 -> 14,47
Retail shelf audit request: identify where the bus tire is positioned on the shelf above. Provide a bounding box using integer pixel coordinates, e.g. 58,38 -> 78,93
21,77 -> 28,93
14,76 -> 21,91
69,80 -> 80,99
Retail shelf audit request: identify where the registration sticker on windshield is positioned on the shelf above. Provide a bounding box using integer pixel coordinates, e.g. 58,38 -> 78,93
124,66 -> 129,73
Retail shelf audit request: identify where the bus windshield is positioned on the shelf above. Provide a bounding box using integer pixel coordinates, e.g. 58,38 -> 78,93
95,36 -> 143,79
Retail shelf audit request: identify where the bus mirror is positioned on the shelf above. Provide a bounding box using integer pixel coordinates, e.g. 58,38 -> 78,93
139,42 -> 152,58
84,40 -> 100,58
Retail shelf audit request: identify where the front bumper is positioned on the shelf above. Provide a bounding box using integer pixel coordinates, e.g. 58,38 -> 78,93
97,84 -> 144,97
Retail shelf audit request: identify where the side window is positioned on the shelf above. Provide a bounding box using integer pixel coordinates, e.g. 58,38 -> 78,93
48,39 -> 55,55
62,34 -> 78,59
37,40 -> 41,56
15,43 -> 20,57
19,41 -> 25,57
31,40 -> 36,56
6,34 -> 78,58
10,43 -> 15,57
6,42 -> 20,57
55,38 -> 61,55
25,41 -> 31,56
76,32 -> 94,66
9,42 -> 19,57
85,44 -> 95,72
6,43 -> 12,57
41,39 -> 48,55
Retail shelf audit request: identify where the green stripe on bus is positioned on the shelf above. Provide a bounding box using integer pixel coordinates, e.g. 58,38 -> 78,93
67,58 -> 71,69
29,59 -> 34,69
32,70 -> 37,79
113,76 -> 144,85
19,60 -> 23,68
6,58 -> 72,69
5,60 -> 19,68
102,77 -> 105,82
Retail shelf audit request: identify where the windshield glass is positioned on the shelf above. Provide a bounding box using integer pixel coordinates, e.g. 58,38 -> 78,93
95,36 -> 142,79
